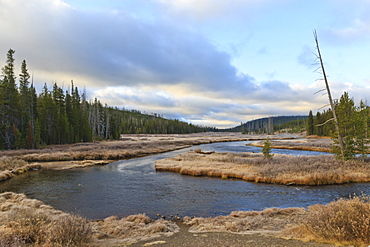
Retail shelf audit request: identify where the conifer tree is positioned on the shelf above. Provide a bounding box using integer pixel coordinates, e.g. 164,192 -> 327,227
333,92 -> 356,160
355,100 -> 369,161
262,137 -> 274,160
18,60 -> 32,148
0,49 -> 20,149
307,110 -> 314,135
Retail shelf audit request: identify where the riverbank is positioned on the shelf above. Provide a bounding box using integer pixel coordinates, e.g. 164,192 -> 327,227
0,192 -> 336,247
155,151 -> 370,185
0,133 -> 296,182
249,136 -> 332,152
0,132 -> 271,163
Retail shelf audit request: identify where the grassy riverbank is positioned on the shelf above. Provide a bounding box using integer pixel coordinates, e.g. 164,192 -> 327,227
1,192 -> 369,246
0,192 -> 178,246
0,133 -> 269,163
249,136 -> 332,152
0,133 -> 291,182
155,151 -> 370,185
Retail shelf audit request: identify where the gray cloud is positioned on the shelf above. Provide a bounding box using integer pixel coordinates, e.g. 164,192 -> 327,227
0,0 -> 335,128
0,0 -> 260,96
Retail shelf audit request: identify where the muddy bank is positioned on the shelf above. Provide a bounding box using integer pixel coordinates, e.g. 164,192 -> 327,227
155,151 -> 370,185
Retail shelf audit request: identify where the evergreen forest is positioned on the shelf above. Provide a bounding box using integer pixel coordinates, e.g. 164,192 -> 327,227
0,49 -> 213,150
227,116 -> 308,134
306,91 -> 370,160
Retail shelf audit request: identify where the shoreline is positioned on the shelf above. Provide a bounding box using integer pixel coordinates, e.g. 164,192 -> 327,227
0,192 -> 335,247
0,133 -> 299,183
0,134 -> 367,246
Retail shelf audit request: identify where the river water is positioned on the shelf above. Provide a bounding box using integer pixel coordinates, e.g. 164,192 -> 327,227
1,141 -> 369,220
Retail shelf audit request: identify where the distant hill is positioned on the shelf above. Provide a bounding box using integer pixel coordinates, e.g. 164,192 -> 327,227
224,115 -> 308,134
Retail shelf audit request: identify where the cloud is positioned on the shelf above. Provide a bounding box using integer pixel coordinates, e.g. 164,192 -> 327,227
153,0 -> 277,21
323,19 -> 370,44
0,0 -> 258,94
297,45 -> 315,69
321,0 -> 370,44
0,0 -> 357,128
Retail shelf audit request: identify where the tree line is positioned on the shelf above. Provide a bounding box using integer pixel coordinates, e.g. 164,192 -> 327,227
307,91 -> 369,160
227,116 -> 308,134
0,49 -> 212,150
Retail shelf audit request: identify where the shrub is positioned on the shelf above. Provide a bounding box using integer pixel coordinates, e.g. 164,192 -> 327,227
303,195 -> 370,246
0,208 -> 49,246
0,208 -> 92,247
47,214 -> 92,247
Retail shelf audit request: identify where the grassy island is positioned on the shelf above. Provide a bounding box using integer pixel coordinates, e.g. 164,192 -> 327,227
155,151 -> 370,185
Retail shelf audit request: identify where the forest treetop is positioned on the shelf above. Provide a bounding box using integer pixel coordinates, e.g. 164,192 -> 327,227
0,49 -> 214,150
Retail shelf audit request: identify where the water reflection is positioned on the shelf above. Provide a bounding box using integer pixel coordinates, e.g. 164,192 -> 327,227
0,141 -> 367,220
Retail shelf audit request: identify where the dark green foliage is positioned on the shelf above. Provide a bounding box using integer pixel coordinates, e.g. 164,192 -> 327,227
262,138 -> 273,160
228,116 -> 307,134
307,110 -> 314,135
0,49 -> 20,149
274,118 -> 308,134
312,92 -> 370,160
0,50 -> 210,150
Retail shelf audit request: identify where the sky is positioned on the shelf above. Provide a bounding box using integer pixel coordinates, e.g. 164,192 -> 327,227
0,0 -> 370,128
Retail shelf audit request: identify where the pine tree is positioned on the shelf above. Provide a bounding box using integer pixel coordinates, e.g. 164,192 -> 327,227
307,110 -> 314,135
354,100 -> 369,161
333,92 -> 356,160
18,60 -> 32,148
0,49 -> 20,149
262,137 -> 274,160
315,112 -> 323,136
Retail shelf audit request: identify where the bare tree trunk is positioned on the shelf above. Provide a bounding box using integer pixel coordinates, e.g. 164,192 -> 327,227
314,30 -> 345,158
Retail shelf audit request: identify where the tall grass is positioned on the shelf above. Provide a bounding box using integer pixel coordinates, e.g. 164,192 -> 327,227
0,156 -> 41,182
0,193 -> 92,247
0,209 -> 92,246
0,156 -> 27,171
284,195 -> 370,246
0,192 -> 180,246
0,133 -> 266,163
95,214 -> 178,240
155,152 -> 370,185
183,207 -> 305,234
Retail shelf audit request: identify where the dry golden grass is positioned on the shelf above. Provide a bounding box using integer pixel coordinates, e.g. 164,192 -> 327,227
2,192 -> 368,246
183,207 -> 305,234
250,137 -> 332,152
0,192 -> 179,246
0,156 -> 28,171
0,156 -> 42,182
93,214 -> 179,245
0,133 -> 280,164
155,151 -> 370,185
283,195 -> 370,246
0,192 -> 91,246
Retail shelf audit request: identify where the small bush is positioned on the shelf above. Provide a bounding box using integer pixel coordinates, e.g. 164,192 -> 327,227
1,208 -> 49,246
47,214 -> 92,247
303,195 -> 370,246
0,208 -> 92,247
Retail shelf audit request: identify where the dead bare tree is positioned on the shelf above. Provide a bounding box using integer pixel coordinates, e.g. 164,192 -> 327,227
313,30 -> 345,158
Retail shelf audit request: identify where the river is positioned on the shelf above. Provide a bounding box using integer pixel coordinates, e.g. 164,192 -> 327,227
1,141 -> 369,220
